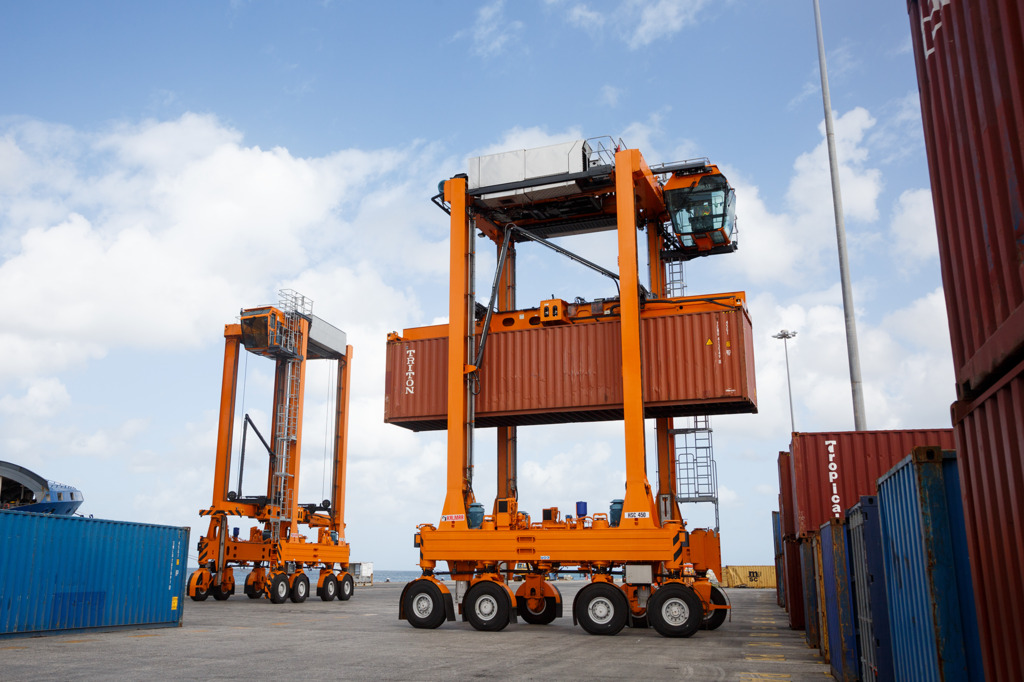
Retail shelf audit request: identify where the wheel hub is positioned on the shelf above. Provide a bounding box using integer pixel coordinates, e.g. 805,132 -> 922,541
662,597 -> 689,626
412,593 -> 433,617
475,595 -> 498,621
588,596 -> 614,625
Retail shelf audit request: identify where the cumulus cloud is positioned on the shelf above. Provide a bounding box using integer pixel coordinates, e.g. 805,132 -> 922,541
627,0 -> 710,48
889,188 -> 939,269
716,107 -> 883,287
457,0 -> 525,58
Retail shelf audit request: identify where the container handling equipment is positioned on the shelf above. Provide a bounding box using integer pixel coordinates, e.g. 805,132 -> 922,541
386,139 -> 757,636
188,290 -> 355,604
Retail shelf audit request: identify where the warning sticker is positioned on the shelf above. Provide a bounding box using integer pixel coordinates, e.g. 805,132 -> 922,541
441,514 -> 466,523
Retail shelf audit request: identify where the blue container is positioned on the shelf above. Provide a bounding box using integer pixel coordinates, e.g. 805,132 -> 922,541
800,536 -> 820,649
467,502 -> 485,529
0,510 -> 189,638
575,501 -> 587,518
609,499 -> 623,527
877,447 -> 984,681
772,511 -> 782,557
821,518 -> 859,682
847,496 -> 894,682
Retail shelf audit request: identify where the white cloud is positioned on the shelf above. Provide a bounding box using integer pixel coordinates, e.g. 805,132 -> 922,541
716,107 -> 883,287
889,188 -> 939,268
458,0 -> 525,58
0,114 -> 433,383
0,377 -> 71,418
568,3 -> 605,30
627,0 -> 709,49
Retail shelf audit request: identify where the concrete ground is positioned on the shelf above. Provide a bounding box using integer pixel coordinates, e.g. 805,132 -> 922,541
1,583 -> 830,680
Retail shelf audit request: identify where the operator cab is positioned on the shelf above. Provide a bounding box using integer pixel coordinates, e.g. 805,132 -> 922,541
663,168 -> 737,260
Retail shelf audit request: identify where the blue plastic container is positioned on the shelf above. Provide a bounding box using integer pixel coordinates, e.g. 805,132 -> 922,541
467,502 -> 485,529
847,496 -> 894,682
877,447 -> 984,681
821,518 -> 859,682
0,510 -> 189,638
575,501 -> 587,518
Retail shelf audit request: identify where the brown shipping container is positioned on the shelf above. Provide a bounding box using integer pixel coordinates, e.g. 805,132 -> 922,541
952,356 -> 1024,682
778,450 -> 796,538
385,304 -> 756,430
907,0 -> 1024,398
790,430 -> 956,537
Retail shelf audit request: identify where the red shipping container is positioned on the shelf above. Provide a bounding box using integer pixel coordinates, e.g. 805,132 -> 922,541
784,537 -> 805,630
778,450 -> 796,539
385,300 -> 757,430
952,357 -> 1024,682
790,430 -> 956,537
907,0 -> 1024,399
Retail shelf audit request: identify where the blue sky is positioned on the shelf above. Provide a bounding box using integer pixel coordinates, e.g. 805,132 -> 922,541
0,1 -> 953,569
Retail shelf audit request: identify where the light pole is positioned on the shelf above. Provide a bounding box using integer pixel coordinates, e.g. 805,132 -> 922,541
812,0 -> 867,430
773,330 -> 797,434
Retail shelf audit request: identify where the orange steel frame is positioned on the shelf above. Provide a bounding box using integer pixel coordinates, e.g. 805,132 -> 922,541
402,148 -> 731,628
188,313 -> 354,601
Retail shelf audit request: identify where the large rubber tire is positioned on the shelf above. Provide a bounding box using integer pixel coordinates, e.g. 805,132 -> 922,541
338,573 -> 355,601
244,574 -> 262,599
574,583 -> 628,636
701,585 -> 728,630
188,571 -> 209,602
290,574 -> 309,603
320,574 -> 338,601
404,580 -> 446,629
212,584 -> 231,601
648,584 -> 703,638
464,581 -> 511,632
269,573 -> 290,604
518,594 -> 559,625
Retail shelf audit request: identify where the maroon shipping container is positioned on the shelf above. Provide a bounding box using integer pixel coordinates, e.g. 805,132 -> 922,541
952,356 -> 1024,682
784,537 -> 805,630
385,305 -> 757,430
778,450 -> 796,539
907,0 -> 1024,399
790,430 -> 956,537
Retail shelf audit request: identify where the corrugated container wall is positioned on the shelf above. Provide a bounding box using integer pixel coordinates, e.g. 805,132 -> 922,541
877,447 -> 984,681
847,496 -> 894,682
907,0 -> 1024,399
0,511 -> 189,637
800,536 -> 820,649
821,519 -> 858,682
813,536 -> 829,663
908,0 -> 1024,677
951,357 -> 1024,681
790,430 -> 955,537
385,306 -> 756,430
775,554 -> 786,608
784,538 -> 804,630
778,451 -> 796,538
771,511 -> 782,557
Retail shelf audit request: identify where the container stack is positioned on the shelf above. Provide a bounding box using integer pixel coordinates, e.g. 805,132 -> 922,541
907,1 -> 1024,679
776,442 -> 985,680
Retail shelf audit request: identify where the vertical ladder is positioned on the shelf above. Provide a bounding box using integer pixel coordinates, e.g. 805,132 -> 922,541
269,290 -> 311,544
665,259 -> 686,298
673,415 -> 720,532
